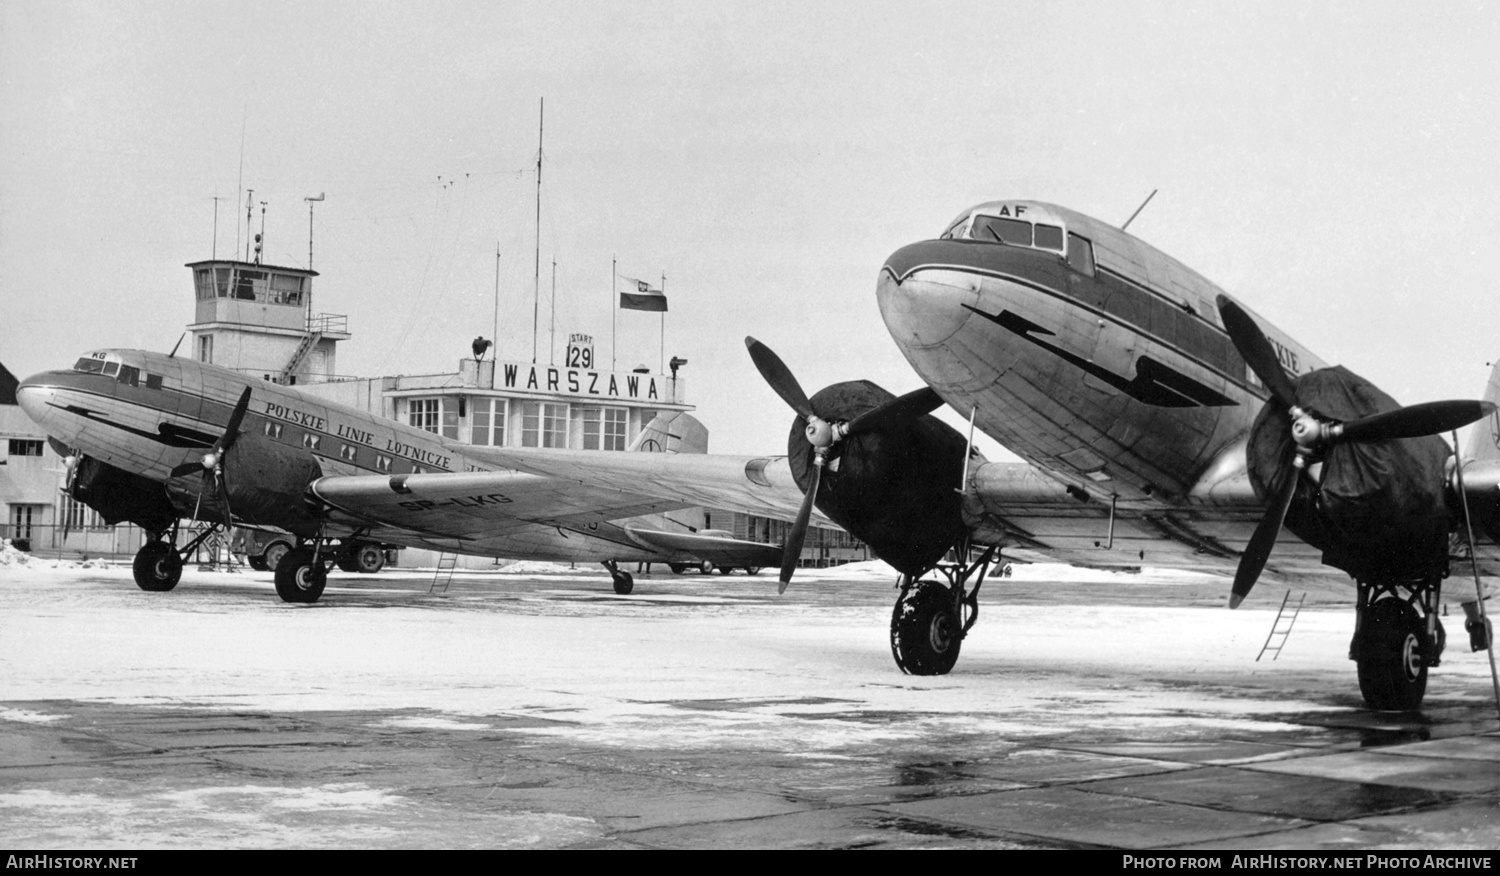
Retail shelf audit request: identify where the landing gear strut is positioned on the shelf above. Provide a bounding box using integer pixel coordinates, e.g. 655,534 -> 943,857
890,545 -> 996,675
1351,576 -> 1444,711
602,560 -> 634,595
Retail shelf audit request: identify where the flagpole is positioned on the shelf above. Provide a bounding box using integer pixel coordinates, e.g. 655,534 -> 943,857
550,258 -> 557,366
611,256 -> 617,371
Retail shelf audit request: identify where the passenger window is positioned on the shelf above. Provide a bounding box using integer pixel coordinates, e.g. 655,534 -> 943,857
1067,233 -> 1095,276
116,366 -> 139,387
145,374 -> 162,390
1034,224 -> 1064,251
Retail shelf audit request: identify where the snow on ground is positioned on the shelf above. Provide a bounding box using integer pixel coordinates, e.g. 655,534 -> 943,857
6,556 -> 1495,758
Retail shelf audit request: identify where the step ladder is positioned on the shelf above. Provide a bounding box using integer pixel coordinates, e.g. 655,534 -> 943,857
430,552 -> 458,594
1257,590 -> 1306,661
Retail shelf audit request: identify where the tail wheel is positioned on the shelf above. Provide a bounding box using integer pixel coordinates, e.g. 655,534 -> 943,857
1356,598 -> 1428,711
890,580 -> 962,675
274,547 -> 328,604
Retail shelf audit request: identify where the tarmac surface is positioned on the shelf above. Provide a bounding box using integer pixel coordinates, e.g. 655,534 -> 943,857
1,557 -> 1498,849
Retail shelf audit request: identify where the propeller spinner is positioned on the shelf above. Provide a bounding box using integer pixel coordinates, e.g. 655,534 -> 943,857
745,337 -> 943,592
1215,296 -> 1495,608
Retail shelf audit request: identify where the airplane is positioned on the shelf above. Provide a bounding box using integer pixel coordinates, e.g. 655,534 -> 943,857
14,354 -> 781,598
16,198 -> 1500,712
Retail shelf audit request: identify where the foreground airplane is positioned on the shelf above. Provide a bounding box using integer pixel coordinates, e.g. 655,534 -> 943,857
17,199 -> 1500,711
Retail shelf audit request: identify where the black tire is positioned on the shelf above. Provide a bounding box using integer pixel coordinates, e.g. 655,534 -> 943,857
248,555 -> 269,572
354,543 -> 385,574
132,541 -> 182,592
668,563 -> 688,575
274,547 -> 327,604
716,565 -> 733,575
335,555 -> 360,573
890,581 -> 962,676
262,540 -> 291,572
744,567 -> 761,576
1356,599 -> 1428,711
612,571 -> 634,595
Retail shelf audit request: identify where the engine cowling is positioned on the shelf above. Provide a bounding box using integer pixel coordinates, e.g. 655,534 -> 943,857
1246,365 -> 1452,581
786,380 -> 969,574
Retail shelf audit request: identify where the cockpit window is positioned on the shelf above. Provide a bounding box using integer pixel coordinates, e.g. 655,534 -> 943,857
73,357 -> 105,374
102,361 -> 120,377
940,217 -> 971,240
1034,223 -> 1064,251
972,216 -> 1033,246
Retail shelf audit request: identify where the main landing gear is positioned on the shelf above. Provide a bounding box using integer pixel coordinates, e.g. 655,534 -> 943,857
275,541 -> 333,604
890,545 -> 997,676
130,521 -> 223,593
602,560 -> 634,595
1350,576 -> 1446,711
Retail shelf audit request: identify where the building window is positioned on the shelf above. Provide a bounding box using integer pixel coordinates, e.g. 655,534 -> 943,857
409,398 -> 440,433
521,402 -> 568,448
60,494 -> 101,531
9,504 -> 44,541
582,407 -> 627,451
198,335 -> 213,364
7,439 -> 43,457
471,398 -> 507,446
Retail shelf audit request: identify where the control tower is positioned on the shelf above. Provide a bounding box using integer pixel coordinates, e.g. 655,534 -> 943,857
186,260 -> 350,384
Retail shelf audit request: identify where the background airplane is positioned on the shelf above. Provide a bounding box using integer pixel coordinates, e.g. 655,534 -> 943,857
15,355 -> 782,598
17,199 -> 1500,713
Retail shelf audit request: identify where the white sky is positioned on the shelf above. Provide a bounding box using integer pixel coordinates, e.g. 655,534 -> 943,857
4,1 -> 1500,456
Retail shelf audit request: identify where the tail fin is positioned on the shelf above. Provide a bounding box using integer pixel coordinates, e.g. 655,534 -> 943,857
1465,360 -> 1500,461
629,411 -> 710,455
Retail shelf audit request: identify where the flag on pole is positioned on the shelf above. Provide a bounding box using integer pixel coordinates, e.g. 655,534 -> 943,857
618,277 -> 668,312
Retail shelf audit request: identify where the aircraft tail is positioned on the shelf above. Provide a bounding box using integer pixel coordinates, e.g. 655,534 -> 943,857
1464,360 -> 1500,462
629,411 -> 709,454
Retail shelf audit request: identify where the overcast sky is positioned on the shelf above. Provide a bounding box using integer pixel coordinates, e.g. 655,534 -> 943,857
4,1 -> 1500,456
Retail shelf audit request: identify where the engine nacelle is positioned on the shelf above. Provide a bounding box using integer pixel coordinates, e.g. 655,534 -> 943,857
220,436 -> 325,536
787,380 -> 969,574
70,455 -> 178,532
1247,365 -> 1452,582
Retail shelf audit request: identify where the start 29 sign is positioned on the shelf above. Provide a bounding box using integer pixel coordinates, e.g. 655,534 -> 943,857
565,333 -> 594,369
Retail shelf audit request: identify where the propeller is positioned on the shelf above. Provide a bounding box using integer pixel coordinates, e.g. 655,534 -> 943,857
170,386 -> 252,526
58,451 -> 81,541
745,337 -> 944,592
1216,296 -> 1495,607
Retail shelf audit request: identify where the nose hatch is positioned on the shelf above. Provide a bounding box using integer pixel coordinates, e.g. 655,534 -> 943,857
876,244 -> 978,349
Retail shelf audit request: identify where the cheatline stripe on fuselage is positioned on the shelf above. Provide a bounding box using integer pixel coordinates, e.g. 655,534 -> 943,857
886,256 -> 1272,402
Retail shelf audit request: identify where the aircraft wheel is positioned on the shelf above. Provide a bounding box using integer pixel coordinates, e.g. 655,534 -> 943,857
1356,599 -> 1428,711
612,571 -> 634,595
274,547 -> 327,604
354,544 -> 385,574
248,555 -> 269,572
132,541 -> 182,592
262,540 -> 291,572
890,580 -> 962,676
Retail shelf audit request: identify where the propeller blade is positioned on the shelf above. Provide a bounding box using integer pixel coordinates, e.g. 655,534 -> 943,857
216,387 -> 253,454
169,462 -> 203,478
1340,400 -> 1496,443
1217,296 -> 1298,410
746,337 -> 816,420
845,386 -> 945,436
779,458 -> 823,593
1230,463 -> 1299,609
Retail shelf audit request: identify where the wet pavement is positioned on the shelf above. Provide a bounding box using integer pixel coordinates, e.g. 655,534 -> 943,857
1,561 -> 1497,849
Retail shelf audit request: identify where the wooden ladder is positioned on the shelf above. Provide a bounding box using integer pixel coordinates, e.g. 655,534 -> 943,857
1257,590 -> 1306,661
430,553 -> 458,594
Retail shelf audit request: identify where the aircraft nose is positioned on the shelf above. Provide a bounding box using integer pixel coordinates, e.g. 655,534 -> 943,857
15,374 -> 55,425
876,243 -> 978,349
